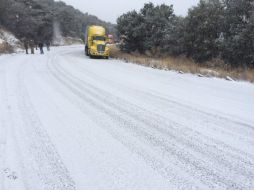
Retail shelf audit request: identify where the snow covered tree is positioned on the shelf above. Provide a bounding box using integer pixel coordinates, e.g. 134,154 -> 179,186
117,10 -> 145,52
161,16 -> 186,56
221,0 -> 254,67
141,3 -> 174,54
0,0 -> 7,24
116,0 -> 254,67
183,0 -> 224,62
117,3 -> 174,54
0,0 -> 115,42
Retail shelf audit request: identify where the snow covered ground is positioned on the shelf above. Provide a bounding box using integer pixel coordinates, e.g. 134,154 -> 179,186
0,45 -> 254,190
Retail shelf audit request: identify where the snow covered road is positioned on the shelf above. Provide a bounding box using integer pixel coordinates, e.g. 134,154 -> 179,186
0,45 -> 254,190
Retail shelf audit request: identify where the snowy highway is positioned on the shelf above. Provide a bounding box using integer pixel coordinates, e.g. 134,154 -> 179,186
0,45 -> 254,190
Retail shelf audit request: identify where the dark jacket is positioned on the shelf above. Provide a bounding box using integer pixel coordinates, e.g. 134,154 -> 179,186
29,40 -> 35,48
24,41 -> 29,49
38,42 -> 43,48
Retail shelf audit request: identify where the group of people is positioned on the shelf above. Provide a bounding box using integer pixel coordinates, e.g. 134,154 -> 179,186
23,39 -> 51,55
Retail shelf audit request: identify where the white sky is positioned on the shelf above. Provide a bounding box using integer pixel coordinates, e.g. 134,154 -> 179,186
58,0 -> 199,23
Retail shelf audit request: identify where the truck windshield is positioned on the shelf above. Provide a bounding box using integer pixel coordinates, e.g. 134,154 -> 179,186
93,36 -> 106,41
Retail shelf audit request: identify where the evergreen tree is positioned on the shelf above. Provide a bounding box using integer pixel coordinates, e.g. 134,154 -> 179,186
222,0 -> 254,67
0,0 -> 115,42
162,16 -> 186,56
116,0 -> 254,67
117,10 -> 145,52
141,3 -> 174,53
183,0 -> 224,62
117,3 -> 174,54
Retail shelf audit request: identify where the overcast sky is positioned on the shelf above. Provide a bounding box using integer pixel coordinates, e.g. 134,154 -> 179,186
58,0 -> 199,23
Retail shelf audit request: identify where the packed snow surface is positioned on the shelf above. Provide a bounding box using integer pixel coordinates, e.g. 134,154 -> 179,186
0,46 -> 254,190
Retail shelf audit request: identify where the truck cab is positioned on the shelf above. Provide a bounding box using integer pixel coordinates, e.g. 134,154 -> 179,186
85,25 -> 109,59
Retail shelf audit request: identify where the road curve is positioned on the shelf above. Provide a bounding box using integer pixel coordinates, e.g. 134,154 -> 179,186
0,45 -> 254,190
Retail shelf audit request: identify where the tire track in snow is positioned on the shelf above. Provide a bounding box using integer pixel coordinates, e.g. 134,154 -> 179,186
55,54 -> 254,171
63,51 -> 254,158
66,55 -> 254,142
47,51 -> 254,189
0,57 -> 31,190
14,60 -> 76,190
46,53 -> 203,190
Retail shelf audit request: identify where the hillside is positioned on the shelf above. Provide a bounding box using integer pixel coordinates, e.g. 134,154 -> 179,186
0,28 -> 22,54
0,0 -> 116,43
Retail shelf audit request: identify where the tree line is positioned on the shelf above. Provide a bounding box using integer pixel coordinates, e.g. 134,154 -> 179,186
117,0 -> 254,68
0,0 -> 116,42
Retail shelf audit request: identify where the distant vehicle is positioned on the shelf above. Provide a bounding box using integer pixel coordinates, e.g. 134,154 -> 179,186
85,25 -> 109,59
107,34 -> 114,44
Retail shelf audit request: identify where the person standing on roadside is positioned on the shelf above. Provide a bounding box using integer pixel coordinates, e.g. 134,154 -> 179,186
29,40 -> 35,54
24,39 -> 29,54
46,41 -> 50,51
35,40 -> 38,50
38,42 -> 44,54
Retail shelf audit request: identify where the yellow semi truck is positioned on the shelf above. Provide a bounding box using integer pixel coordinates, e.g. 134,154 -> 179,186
85,25 -> 109,59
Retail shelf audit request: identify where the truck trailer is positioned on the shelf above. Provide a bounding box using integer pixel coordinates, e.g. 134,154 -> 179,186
85,25 -> 109,59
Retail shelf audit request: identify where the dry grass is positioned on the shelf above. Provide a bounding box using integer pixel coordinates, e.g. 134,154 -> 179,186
0,42 -> 14,54
110,45 -> 254,83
